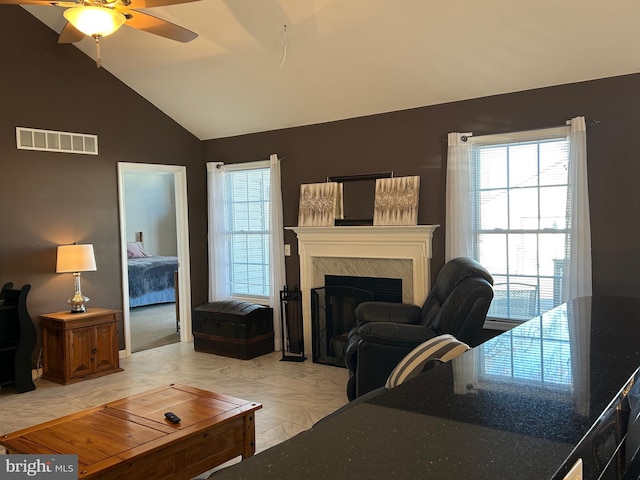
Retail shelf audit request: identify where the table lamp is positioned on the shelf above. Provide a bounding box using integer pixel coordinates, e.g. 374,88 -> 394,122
56,243 -> 97,313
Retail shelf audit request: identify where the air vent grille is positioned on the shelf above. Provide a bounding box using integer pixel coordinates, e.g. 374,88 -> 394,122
16,127 -> 98,155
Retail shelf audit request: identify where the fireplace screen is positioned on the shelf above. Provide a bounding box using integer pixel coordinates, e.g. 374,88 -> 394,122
311,276 -> 402,367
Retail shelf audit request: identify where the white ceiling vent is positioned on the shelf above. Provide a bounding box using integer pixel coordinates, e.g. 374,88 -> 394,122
16,127 -> 98,155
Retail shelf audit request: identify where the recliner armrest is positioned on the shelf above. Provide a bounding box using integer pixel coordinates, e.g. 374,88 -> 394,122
358,322 -> 436,347
355,302 -> 421,326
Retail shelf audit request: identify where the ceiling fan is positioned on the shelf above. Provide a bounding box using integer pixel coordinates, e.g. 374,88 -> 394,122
1,0 -> 200,66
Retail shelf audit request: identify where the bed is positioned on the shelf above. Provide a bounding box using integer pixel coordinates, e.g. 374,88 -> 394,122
127,241 -> 178,308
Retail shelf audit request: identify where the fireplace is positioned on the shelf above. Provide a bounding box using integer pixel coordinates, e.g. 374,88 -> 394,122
311,275 -> 402,367
287,225 -> 439,356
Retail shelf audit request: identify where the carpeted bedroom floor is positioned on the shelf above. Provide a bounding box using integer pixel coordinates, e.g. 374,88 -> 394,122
129,303 -> 179,352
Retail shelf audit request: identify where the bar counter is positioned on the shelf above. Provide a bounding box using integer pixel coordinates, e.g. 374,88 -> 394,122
212,296 -> 640,479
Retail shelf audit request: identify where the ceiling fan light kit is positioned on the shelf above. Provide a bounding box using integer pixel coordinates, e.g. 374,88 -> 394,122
63,6 -> 126,38
63,5 -> 127,67
4,0 -> 199,68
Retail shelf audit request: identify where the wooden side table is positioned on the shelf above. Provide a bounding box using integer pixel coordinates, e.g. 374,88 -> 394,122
40,308 -> 123,385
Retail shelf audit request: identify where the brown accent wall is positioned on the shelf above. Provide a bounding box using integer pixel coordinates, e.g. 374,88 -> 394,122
3,5 -> 639,365
0,7 -> 207,352
205,74 -> 640,299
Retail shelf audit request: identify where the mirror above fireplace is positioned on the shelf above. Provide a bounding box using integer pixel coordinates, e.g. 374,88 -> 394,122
327,172 -> 393,226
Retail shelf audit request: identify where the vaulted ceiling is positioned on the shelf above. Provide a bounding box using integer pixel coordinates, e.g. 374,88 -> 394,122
22,0 -> 640,140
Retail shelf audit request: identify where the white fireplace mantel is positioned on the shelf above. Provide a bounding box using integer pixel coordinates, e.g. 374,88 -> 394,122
286,225 -> 439,355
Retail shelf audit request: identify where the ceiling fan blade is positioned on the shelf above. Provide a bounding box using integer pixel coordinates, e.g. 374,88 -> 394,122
0,0 -> 61,4
122,9 -> 197,42
58,21 -> 85,43
119,0 -> 200,8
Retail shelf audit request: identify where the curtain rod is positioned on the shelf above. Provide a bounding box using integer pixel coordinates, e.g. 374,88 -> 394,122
215,156 -> 284,169
441,119 -> 602,142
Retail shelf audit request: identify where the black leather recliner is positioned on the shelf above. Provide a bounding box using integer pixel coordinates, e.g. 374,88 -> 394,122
345,257 -> 494,400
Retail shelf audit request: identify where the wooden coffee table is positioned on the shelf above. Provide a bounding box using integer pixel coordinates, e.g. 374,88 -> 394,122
0,384 -> 262,480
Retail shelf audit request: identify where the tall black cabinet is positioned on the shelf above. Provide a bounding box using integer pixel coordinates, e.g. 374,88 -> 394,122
0,283 -> 36,392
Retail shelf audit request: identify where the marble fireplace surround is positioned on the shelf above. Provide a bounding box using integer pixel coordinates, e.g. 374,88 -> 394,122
287,225 -> 439,355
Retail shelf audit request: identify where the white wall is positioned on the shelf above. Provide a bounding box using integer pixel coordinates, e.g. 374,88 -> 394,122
124,171 -> 177,256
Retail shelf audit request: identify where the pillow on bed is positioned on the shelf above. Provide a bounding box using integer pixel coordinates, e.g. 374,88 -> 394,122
127,242 -> 150,258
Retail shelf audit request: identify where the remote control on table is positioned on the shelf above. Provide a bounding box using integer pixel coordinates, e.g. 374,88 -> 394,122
164,412 -> 181,424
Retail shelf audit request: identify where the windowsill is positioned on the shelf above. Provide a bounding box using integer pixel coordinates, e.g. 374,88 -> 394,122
483,318 -> 522,331
229,294 -> 270,306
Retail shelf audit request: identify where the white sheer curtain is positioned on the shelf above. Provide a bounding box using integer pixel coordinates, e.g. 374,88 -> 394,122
269,154 -> 286,351
563,116 -> 592,301
206,162 -> 230,301
445,132 -> 474,261
564,117 -> 592,415
567,299 -> 591,417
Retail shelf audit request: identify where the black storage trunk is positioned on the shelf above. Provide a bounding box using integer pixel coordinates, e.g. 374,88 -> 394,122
192,301 -> 274,359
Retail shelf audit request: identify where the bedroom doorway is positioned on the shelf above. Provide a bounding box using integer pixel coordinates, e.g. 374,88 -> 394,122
117,162 -> 192,357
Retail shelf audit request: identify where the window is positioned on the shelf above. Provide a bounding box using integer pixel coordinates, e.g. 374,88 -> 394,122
448,121 -> 589,396
207,154 -> 286,350
223,163 -> 271,298
470,127 -> 569,321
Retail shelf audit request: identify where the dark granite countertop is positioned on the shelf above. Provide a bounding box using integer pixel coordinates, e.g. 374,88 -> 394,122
212,296 -> 640,479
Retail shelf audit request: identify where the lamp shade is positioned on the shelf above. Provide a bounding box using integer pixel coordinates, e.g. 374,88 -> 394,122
56,244 -> 97,273
63,6 -> 126,38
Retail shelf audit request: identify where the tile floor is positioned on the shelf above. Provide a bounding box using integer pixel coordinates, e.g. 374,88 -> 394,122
0,342 -> 349,476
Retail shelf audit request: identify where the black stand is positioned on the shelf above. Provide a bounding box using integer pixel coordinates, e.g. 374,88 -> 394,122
280,286 -> 306,362
0,283 -> 36,392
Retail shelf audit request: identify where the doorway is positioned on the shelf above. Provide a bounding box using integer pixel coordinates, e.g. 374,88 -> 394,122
117,162 -> 192,357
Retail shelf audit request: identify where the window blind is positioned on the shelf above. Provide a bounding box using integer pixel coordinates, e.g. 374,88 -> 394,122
224,167 -> 271,297
471,128 -> 569,320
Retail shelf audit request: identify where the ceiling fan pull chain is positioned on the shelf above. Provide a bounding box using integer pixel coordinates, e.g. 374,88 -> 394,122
278,24 -> 287,69
94,36 -> 102,68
